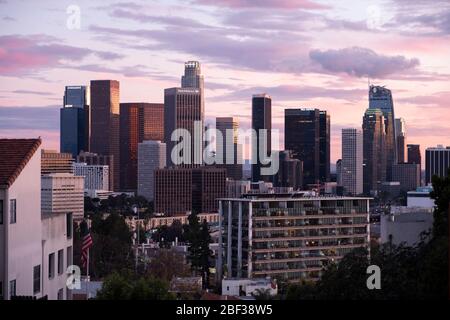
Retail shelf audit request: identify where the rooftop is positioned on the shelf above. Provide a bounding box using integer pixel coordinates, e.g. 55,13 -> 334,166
0,138 -> 41,188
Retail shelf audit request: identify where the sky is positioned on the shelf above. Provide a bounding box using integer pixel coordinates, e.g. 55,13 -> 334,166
0,0 -> 449,166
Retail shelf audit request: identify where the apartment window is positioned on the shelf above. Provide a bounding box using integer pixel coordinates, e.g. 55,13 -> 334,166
48,253 -> 55,279
57,288 -> 64,300
33,265 -> 41,294
66,213 -> 73,239
67,246 -> 73,268
10,199 -> 16,224
58,249 -> 64,275
0,200 -> 3,224
9,280 -> 16,298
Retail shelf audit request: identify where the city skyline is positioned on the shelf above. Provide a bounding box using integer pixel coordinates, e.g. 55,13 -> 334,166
1,0 -> 449,165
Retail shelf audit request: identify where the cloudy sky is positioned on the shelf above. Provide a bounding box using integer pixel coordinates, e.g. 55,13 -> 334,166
1,0 -> 449,165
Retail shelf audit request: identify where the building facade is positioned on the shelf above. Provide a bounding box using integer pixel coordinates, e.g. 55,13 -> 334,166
76,152 -> 114,192
215,117 -> 243,180
407,144 -> 421,165
137,140 -> 166,201
73,163 -> 109,195
218,194 -> 370,282
90,80 -> 120,191
425,145 -> 450,185
395,118 -> 406,163
341,129 -> 363,195
273,150 -> 303,190
251,94 -> 272,182
41,150 -> 74,175
391,163 -> 421,192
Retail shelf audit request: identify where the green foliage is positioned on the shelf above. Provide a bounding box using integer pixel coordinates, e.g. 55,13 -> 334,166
96,271 -> 175,300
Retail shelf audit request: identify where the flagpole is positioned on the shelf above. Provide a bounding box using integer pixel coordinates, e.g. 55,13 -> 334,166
85,247 -> 89,299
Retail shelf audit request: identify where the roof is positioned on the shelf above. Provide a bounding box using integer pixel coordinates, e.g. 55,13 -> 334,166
0,139 -> 41,188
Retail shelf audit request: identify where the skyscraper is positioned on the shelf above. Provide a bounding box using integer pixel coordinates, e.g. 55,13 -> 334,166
137,140 -> 166,201
363,108 -> 386,195
407,144 -> 421,165
90,80 -> 120,191
425,145 -> 450,184
369,85 -> 397,180
251,94 -> 272,182
284,109 -> 329,187
341,129 -> 363,195
272,150 -> 303,190
60,86 -> 90,157
395,118 -> 406,163
216,117 -> 242,180
164,62 -> 204,167
120,103 -> 164,191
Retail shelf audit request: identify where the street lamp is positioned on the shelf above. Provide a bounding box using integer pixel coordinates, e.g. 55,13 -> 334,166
133,205 -> 140,245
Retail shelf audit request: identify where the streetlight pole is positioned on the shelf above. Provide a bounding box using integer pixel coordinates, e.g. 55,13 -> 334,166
133,204 -> 140,274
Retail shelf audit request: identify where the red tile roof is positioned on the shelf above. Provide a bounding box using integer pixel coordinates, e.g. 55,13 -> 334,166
0,138 -> 41,188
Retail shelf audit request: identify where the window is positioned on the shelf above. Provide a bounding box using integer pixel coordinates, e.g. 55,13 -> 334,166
9,280 -> 16,298
0,200 -> 3,224
57,288 -> 64,300
67,246 -> 73,268
10,199 -> 16,224
48,253 -> 55,279
58,249 -> 64,275
66,213 -> 73,239
33,265 -> 41,294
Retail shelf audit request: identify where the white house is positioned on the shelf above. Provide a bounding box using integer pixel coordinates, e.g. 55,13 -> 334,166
222,278 -> 278,297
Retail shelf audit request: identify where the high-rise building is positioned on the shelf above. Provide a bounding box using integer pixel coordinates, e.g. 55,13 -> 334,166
369,85 -> 397,180
336,159 -> 342,186
407,144 -> 421,165
0,139 -> 73,300
155,167 -> 226,215
77,152 -> 114,191
90,80 -> 120,191
391,163 -> 421,192
425,145 -> 450,184
363,108 -> 386,195
60,86 -> 90,158
181,61 -> 204,90
73,162 -> 109,194
41,173 -> 84,221
137,140 -> 166,201
218,194 -> 370,281
272,150 -> 303,190
41,150 -> 74,175
284,109 -> 329,187
341,129 -> 363,195
120,103 -> 164,191
215,117 -> 243,180
395,118 -> 406,163
252,94 -> 272,182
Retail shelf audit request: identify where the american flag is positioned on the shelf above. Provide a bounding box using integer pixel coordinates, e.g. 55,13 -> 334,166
80,220 -> 93,269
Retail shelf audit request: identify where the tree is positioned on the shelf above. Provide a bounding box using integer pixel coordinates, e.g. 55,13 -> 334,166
147,249 -> 191,282
252,288 -> 273,300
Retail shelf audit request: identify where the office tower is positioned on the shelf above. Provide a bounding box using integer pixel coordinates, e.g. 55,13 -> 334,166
155,167 -> 226,215
60,86 -> 90,157
90,80 -> 120,191
120,103 -> 164,191
41,173 -> 84,221
395,118 -> 406,163
341,129 -> 363,195
0,139 -> 73,300
137,140 -> 166,201
336,159 -> 342,186
273,150 -> 303,190
252,94 -> 272,182
425,145 -> 450,184
369,85 -> 397,179
363,108 -> 386,195
41,150 -> 74,175
391,163 -> 421,192
218,194 -> 370,281
407,144 -> 421,165
76,152 -> 114,191
181,61 -> 204,90
73,162 -> 109,194
319,111 -> 331,182
226,180 -> 251,198
285,109 -> 329,187
216,117 -> 243,180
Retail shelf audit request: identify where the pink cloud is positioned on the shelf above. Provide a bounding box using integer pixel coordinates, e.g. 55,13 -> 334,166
194,0 -> 328,9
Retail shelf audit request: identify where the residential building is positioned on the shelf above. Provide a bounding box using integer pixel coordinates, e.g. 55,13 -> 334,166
218,194 -> 370,282
221,278 -> 278,297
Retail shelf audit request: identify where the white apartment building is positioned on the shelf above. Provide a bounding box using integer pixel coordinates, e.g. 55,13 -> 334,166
1,139 -> 74,300
137,140 -> 166,201
73,162 -> 109,195
341,129 -> 363,195
41,173 -> 84,221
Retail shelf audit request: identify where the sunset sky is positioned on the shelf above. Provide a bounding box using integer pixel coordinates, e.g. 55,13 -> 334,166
1,0 -> 449,166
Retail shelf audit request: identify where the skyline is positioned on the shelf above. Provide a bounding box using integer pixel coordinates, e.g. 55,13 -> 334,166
1,0 -> 450,164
